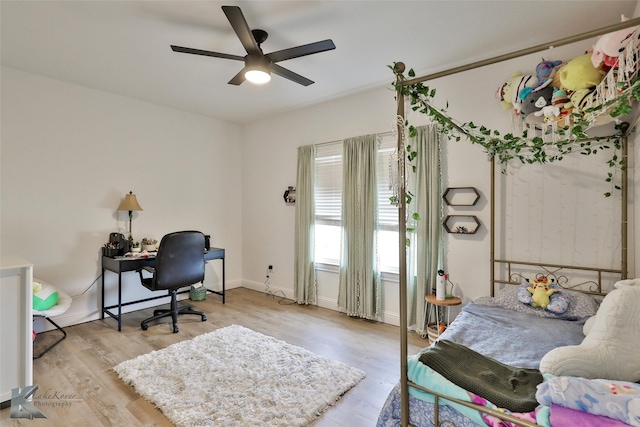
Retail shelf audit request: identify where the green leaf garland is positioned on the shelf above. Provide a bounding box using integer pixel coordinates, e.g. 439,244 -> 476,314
390,63 -> 637,196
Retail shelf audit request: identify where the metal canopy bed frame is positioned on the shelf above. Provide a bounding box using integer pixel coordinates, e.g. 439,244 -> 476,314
392,17 -> 640,427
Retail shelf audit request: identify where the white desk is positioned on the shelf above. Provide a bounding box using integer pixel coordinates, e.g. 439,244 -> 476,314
0,256 -> 33,407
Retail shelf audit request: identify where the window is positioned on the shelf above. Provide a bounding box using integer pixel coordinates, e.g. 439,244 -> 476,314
377,135 -> 400,273
314,135 -> 400,273
315,142 -> 343,266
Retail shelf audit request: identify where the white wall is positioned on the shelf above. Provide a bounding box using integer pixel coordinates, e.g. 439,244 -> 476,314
1,67 -> 243,330
240,40 -> 634,323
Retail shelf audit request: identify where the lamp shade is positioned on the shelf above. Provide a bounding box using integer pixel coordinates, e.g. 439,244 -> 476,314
117,191 -> 143,211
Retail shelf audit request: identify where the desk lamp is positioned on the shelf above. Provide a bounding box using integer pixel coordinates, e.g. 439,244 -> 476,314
117,191 -> 143,246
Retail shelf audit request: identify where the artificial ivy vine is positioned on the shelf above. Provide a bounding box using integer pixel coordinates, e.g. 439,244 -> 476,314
391,63 -> 639,197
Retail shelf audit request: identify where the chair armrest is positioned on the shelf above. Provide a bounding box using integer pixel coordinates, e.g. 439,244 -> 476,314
137,266 -> 155,283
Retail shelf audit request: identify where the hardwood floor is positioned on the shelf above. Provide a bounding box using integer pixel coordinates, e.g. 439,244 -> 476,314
0,288 -> 425,427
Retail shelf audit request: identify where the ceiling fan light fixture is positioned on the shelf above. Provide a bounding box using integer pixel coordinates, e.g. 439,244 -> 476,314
244,54 -> 272,85
172,6 -> 335,86
245,68 -> 271,84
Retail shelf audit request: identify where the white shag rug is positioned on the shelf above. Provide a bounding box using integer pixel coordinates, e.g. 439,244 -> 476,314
113,324 -> 366,426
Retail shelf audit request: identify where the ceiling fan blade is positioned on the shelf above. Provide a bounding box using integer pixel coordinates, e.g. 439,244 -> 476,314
267,39 -> 336,63
272,64 -> 314,86
228,68 -> 247,86
221,6 -> 261,55
171,45 -> 244,61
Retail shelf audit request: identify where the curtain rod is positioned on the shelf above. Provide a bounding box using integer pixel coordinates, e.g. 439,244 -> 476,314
308,130 -> 394,148
402,16 -> 640,86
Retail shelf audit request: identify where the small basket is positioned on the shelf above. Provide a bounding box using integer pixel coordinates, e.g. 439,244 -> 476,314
426,322 -> 447,343
103,247 -> 121,257
189,285 -> 207,301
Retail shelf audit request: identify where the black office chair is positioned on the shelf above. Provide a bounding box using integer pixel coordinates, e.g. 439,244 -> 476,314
137,231 -> 207,333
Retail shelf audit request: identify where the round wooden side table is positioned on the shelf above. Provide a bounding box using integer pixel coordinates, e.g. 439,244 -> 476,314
424,294 -> 462,341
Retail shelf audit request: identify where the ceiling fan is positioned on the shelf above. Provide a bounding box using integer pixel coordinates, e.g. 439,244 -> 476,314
170,5 -> 336,86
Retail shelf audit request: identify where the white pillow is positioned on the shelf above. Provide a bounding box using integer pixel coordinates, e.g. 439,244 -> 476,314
540,283 -> 640,382
582,315 -> 596,336
580,278 -> 639,336
614,278 -> 640,288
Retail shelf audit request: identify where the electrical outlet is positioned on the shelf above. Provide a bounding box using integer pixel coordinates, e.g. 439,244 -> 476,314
268,265 -> 273,271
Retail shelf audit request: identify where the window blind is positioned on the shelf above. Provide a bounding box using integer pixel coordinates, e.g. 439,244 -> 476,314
315,141 -> 343,225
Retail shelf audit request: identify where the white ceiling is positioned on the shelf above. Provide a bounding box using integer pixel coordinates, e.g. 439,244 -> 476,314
2,1 -> 637,124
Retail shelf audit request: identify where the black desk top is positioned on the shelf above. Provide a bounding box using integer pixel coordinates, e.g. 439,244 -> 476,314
102,247 -> 224,273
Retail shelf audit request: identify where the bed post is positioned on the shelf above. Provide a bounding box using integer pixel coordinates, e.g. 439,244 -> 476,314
621,125 -> 630,280
393,62 -> 410,427
490,157 -> 496,296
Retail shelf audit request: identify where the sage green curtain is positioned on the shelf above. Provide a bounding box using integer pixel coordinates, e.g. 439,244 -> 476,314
407,125 -> 442,334
338,134 -> 380,319
294,145 -> 317,304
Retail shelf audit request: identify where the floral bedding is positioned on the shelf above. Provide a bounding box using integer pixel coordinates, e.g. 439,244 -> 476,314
537,376 -> 640,426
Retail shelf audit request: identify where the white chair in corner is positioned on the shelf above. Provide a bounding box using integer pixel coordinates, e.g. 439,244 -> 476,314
32,279 -> 72,359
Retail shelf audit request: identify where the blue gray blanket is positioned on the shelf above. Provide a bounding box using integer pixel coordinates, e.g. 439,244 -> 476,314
426,301 -> 588,368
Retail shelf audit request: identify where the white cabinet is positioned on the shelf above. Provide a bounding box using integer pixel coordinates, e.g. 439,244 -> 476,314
0,256 -> 33,406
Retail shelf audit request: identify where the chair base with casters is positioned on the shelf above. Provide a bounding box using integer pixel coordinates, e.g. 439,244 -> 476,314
33,286 -> 72,359
140,287 -> 207,333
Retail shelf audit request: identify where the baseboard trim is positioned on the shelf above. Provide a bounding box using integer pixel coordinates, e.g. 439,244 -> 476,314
240,280 -> 401,326
34,279 -> 243,332
35,280 -> 401,332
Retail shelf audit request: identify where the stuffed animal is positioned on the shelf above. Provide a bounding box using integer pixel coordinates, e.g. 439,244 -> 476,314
569,88 -> 595,112
527,88 -> 566,124
527,276 -> 556,309
591,15 -> 639,70
534,105 -> 561,123
519,59 -> 563,101
559,53 -> 605,92
540,280 -> 640,382
551,88 -> 570,108
496,72 -> 538,114
519,85 -> 554,118
551,63 -> 565,90
570,86 -> 618,126
550,87 -> 573,122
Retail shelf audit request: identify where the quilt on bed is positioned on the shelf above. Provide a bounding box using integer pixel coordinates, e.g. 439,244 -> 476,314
376,299 -> 592,427
415,300 -> 589,368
